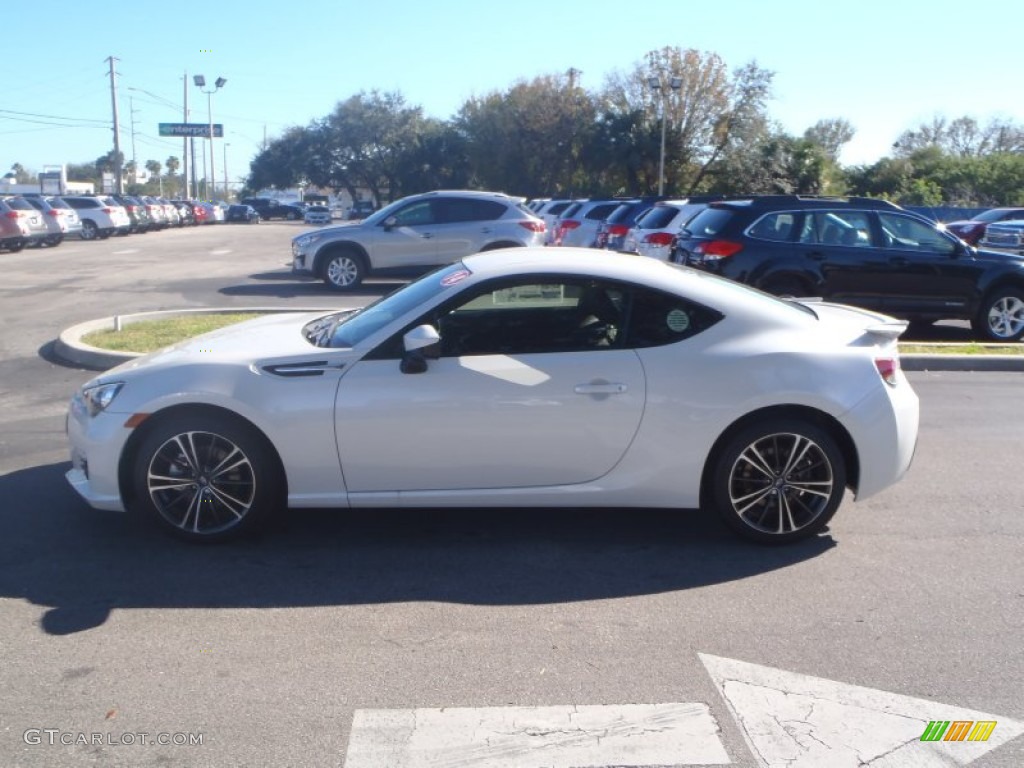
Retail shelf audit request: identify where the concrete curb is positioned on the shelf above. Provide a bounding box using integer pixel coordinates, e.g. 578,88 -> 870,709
55,307 -> 340,370
55,308 -> 1024,373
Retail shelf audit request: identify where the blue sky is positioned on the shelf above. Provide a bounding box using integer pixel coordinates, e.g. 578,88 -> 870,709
3,0 -> 1021,186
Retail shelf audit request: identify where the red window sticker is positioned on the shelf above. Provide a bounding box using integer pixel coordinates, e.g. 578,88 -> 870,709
441,269 -> 471,287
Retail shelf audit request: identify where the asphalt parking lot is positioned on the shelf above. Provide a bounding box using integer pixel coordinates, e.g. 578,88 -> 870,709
1,223 -> 1022,767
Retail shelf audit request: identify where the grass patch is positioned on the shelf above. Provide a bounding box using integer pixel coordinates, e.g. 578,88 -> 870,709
899,343 -> 1024,355
82,313 -> 262,352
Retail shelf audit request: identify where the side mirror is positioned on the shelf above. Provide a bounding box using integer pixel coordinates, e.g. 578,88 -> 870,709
383,215 -> 398,231
400,325 -> 441,374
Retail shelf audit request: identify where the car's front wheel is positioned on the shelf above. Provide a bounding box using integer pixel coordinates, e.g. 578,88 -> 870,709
80,220 -> 98,240
130,411 -> 283,542
710,419 -> 846,544
973,287 -> 1024,342
322,250 -> 366,290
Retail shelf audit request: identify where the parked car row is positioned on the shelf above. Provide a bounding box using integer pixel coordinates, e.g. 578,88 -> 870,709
0,194 -> 268,251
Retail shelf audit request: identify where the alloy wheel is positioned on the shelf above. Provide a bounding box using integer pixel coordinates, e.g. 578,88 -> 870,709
146,431 -> 256,535
727,431 -> 835,536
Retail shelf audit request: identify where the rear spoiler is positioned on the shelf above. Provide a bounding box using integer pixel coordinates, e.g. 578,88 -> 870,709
864,321 -> 909,342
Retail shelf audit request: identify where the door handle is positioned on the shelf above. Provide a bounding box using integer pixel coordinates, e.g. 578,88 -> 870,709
889,257 -> 909,266
480,227 -> 492,234
421,233 -> 433,239
574,382 -> 627,395
805,251 -> 826,261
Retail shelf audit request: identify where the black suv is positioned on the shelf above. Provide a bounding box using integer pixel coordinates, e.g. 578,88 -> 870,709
239,197 -> 304,221
671,196 -> 1024,341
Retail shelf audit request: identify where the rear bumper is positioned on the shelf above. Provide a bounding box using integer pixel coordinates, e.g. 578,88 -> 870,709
846,374 -> 920,500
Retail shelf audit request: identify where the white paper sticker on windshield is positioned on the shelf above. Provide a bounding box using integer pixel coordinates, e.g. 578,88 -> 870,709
666,309 -> 690,332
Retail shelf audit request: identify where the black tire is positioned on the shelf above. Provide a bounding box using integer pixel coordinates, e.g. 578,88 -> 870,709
6,241 -> 26,253
760,276 -> 808,298
286,210 -> 299,221
972,287 -> 1024,342
709,418 -> 846,544
130,411 -> 283,543
322,249 -> 366,290
80,220 -> 98,241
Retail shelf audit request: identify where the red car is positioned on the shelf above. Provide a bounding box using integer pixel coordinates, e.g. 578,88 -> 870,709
945,207 -> 1024,245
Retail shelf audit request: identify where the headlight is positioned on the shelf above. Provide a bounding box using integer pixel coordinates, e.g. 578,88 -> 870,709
81,381 -> 124,417
294,233 -> 322,248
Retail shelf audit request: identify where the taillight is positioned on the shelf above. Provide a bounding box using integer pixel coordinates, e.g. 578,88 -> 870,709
643,232 -> 675,246
47,210 -> 60,217
4,211 -> 18,219
608,224 -> 629,237
875,357 -> 900,386
519,221 -> 545,232
102,207 -> 112,214
560,220 -> 581,231
695,239 -> 743,260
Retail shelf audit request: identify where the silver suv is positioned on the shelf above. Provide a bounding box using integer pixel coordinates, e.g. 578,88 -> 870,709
291,190 -> 546,290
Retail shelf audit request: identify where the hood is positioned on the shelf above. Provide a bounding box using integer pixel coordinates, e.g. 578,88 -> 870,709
106,311 -> 334,377
973,246 -> 1024,263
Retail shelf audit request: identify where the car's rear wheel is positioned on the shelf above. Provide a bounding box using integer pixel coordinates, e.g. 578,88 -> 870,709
131,412 -> 282,542
286,210 -> 299,221
322,250 -> 366,290
973,287 -> 1024,342
80,220 -> 98,240
710,419 -> 846,544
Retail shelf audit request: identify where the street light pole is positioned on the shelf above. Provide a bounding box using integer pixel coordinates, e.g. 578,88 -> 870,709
223,142 -> 230,199
193,75 -> 226,200
647,74 -> 682,196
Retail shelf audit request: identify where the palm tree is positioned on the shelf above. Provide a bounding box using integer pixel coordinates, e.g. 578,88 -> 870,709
146,160 -> 163,195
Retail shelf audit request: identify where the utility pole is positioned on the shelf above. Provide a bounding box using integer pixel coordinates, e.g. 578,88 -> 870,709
183,71 -> 190,198
129,96 -> 138,185
106,56 -> 123,194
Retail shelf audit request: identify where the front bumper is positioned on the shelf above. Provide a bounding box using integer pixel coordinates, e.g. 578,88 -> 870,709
65,399 -> 132,512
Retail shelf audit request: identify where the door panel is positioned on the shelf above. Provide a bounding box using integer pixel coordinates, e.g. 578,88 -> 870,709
335,350 -> 646,492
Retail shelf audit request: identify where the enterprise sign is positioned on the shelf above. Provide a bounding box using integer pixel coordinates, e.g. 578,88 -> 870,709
158,123 -> 224,138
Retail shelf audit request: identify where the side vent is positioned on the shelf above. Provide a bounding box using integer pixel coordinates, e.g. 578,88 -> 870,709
262,361 -> 334,378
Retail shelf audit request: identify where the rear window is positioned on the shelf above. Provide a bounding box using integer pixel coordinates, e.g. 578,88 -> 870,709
47,198 -> 72,210
5,198 -> 36,211
636,205 -> 680,229
681,207 -> 736,237
546,201 -> 572,216
584,203 -> 620,221
560,203 -> 583,219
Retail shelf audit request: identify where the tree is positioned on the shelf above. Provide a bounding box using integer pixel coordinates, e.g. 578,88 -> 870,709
803,118 -> 855,162
599,47 -> 774,195
9,163 -> 32,184
456,72 -> 597,196
894,115 -> 1024,158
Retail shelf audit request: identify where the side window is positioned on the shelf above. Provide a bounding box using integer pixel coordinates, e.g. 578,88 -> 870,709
878,213 -> 956,255
391,200 -> 436,226
438,199 -> 506,223
434,279 -> 626,356
623,288 -> 723,348
799,211 -> 872,246
748,212 -> 796,242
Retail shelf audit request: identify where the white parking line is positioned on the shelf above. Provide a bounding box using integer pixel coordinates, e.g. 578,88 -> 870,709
700,653 -> 1024,767
344,702 -> 731,767
210,248 -> 232,255
111,249 -> 139,255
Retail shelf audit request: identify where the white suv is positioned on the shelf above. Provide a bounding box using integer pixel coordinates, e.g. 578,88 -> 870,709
62,196 -> 131,240
291,190 -> 546,290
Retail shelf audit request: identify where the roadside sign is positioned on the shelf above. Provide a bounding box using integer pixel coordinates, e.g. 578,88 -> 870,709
158,123 -> 224,138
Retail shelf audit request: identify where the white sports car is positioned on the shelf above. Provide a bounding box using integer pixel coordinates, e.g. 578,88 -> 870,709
66,249 -> 919,544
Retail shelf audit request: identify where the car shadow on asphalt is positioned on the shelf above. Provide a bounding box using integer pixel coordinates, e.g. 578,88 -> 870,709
1,463 -> 835,636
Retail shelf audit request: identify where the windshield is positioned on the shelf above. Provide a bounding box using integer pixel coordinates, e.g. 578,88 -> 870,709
361,197 -> 417,226
303,263 -> 473,348
974,208 -> 1022,223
